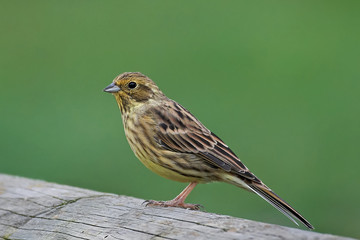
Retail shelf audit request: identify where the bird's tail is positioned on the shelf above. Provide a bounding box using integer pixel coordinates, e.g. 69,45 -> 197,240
247,183 -> 314,230
221,174 -> 314,229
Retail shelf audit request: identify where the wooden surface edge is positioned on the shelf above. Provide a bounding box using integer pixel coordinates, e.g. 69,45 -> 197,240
0,174 -> 354,240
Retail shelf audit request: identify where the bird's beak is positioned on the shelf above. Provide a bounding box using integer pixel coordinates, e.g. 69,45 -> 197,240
103,82 -> 121,93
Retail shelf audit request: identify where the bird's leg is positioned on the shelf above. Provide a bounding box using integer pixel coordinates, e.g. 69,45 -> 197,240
172,182 -> 198,202
145,182 -> 202,210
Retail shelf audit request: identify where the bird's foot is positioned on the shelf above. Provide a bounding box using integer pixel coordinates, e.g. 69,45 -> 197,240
143,199 -> 203,210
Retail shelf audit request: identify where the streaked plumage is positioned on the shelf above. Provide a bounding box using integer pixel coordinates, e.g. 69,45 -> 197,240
104,72 -> 314,230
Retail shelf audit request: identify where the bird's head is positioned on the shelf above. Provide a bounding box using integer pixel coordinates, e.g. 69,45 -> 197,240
104,72 -> 164,113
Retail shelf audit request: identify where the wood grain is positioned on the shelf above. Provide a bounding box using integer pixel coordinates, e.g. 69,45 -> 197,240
0,174 -> 353,240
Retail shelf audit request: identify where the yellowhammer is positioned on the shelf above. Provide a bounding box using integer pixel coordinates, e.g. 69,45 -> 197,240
104,72 -> 314,229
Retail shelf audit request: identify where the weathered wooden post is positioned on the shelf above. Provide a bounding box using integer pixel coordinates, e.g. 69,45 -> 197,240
0,174 -> 354,240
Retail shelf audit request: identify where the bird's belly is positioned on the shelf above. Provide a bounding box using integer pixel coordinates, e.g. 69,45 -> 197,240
135,149 -> 203,183
138,154 -> 202,183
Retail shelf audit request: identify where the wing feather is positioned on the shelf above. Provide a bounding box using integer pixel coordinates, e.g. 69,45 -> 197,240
153,100 -> 259,182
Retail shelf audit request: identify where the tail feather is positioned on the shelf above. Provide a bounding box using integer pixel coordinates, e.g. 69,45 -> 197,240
248,184 -> 314,230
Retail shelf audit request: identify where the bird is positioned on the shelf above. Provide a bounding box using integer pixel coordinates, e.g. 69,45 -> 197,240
103,72 -> 314,230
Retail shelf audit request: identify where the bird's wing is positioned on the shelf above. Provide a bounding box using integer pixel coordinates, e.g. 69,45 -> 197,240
152,101 -> 315,230
153,100 -> 261,183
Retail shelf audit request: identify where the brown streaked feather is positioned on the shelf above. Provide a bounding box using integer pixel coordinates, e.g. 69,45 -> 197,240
153,100 -> 261,183
248,183 -> 314,229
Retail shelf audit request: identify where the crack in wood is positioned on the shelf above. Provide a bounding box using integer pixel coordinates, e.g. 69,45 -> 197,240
0,174 -> 354,240
117,226 -> 175,240
11,227 -> 91,240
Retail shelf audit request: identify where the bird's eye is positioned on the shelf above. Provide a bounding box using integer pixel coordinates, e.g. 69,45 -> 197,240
128,82 -> 137,89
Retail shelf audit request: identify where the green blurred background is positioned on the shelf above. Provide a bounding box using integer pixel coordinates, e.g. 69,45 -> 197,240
1,1 -> 359,238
